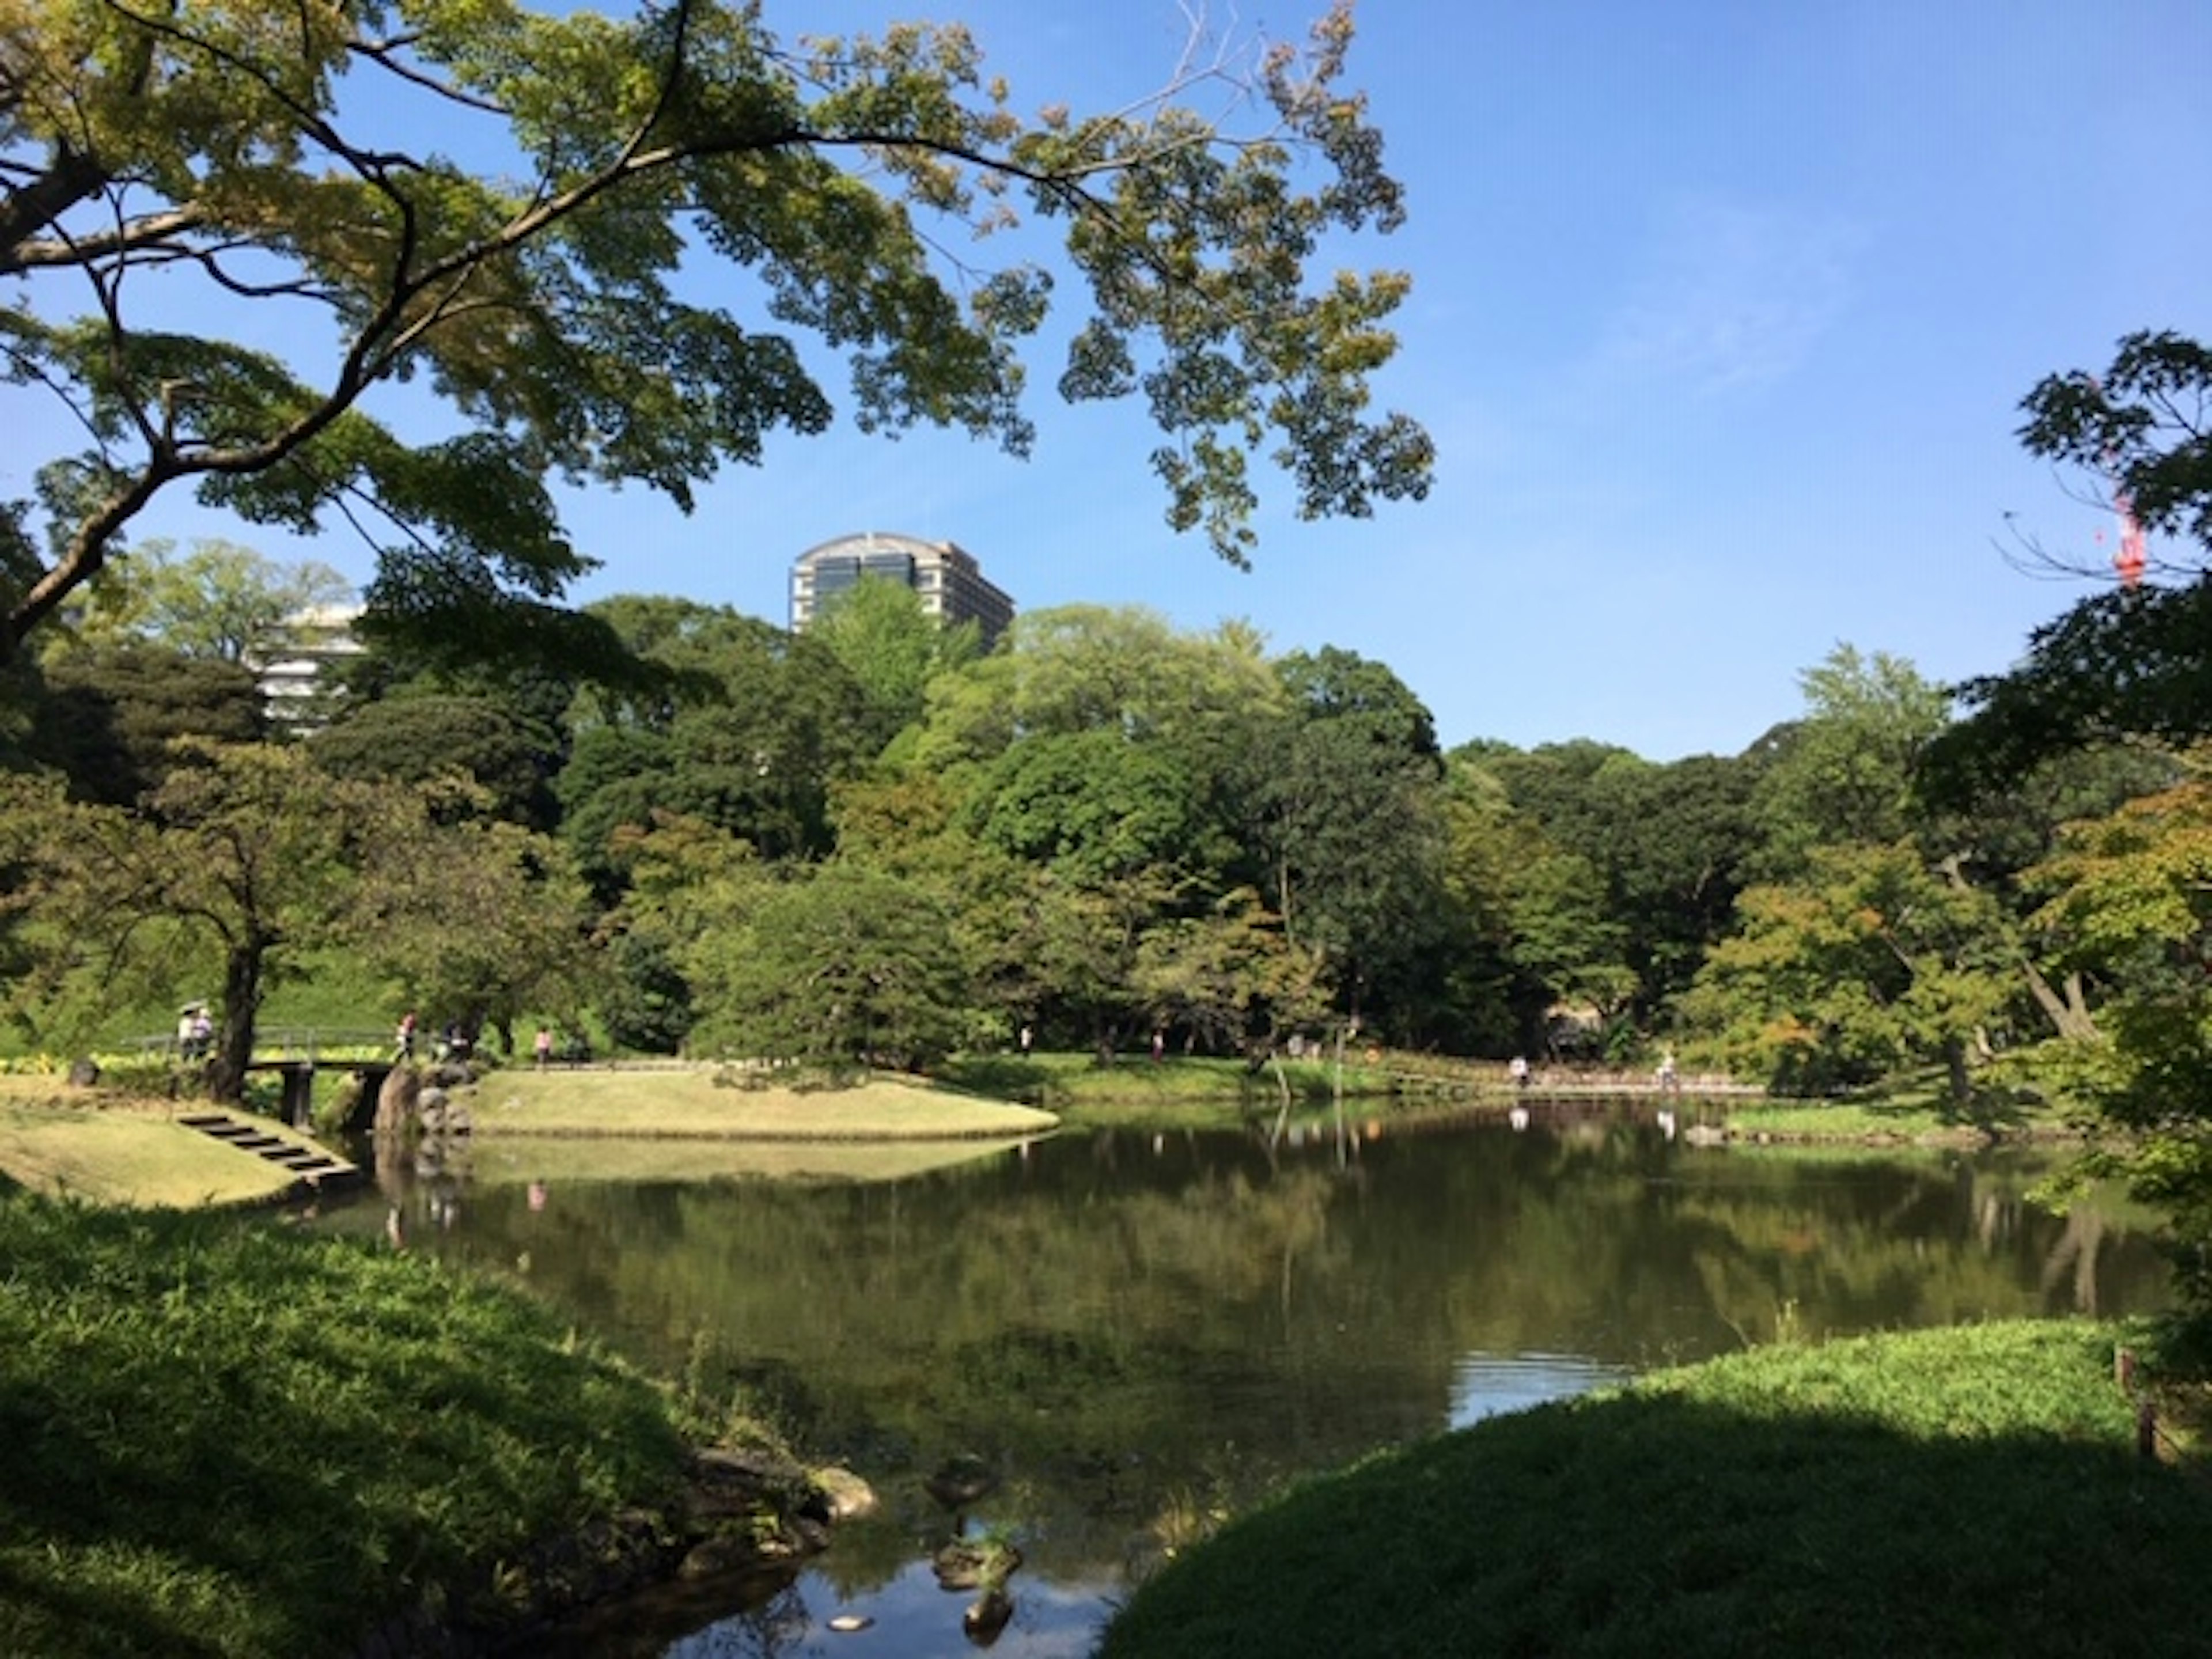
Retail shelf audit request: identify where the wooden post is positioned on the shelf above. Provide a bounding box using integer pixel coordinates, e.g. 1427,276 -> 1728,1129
2137,1398 -> 2158,1461
2116,1347 -> 2137,1392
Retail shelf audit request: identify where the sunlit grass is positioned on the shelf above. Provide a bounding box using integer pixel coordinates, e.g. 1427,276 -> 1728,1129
0,1091 -> 310,1208
1722,1098 -> 1979,1141
468,1066 -> 1059,1140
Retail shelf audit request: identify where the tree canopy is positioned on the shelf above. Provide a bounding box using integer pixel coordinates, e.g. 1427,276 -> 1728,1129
0,0 -> 1430,664
1927,331 -> 2212,800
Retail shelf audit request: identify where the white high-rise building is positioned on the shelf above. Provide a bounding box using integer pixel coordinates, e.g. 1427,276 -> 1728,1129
253,603 -> 366,727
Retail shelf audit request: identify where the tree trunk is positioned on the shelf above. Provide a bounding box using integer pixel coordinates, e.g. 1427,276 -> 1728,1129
2022,959 -> 2099,1042
207,938 -> 267,1103
1942,1036 -> 1972,1107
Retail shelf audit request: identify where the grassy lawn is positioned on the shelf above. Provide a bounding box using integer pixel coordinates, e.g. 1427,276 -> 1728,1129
0,1199 -> 714,1658
0,1066 -> 1057,1210
1720,1097 -> 1987,1142
1100,1320 -> 2212,1659
466,1065 -> 1060,1140
0,1082 -> 312,1208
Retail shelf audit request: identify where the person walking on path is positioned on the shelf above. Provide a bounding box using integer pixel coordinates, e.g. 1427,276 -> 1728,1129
534,1026 -> 554,1069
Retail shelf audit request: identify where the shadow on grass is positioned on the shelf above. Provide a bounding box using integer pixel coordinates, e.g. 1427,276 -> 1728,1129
936,1055 -> 1056,1104
1100,1327 -> 2212,1659
1930,1084 -> 2041,1136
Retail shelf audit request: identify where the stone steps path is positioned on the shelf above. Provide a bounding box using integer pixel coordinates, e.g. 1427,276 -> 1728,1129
175,1112 -> 362,1191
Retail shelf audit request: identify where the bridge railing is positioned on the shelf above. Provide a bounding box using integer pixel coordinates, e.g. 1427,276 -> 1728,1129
252,1028 -> 391,1062
128,1027 -> 392,1063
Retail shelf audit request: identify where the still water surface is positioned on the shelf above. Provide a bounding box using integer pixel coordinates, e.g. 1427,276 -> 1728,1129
345,1103 -> 2171,1657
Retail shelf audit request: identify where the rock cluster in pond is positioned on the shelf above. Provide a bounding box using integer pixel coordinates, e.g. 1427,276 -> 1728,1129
349,1445 -> 877,1657
373,1061 -> 476,1141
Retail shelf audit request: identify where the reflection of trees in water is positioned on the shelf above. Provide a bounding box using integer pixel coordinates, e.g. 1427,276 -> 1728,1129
2040,1206 -> 2107,1316
389,1124 -> 2172,1585
1665,1153 -> 2158,1349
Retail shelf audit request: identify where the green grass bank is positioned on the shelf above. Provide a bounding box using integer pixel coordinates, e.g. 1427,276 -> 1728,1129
1100,1320 -> 2212,1659
0,1198 -> 829,1659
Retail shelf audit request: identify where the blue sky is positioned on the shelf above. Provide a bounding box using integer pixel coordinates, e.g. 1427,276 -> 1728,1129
41,0 -> 2212,760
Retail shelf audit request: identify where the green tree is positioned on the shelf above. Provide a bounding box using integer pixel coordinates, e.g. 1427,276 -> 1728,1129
52,538 -> 351,665
1466,738 -> 1763,1033
309,692 -> 560,830
2017,331 -> 2212,554
558,603 -> 872,882
1684,840 -> 2018,1102
0,741 -> 576,1092
1923,584 -> 2212,805
684,861 -> 975,1071
1,0 -> 1429,664
1257,646 -> 1451,1038
1926,331 -> 2212,798
26,643 -> 264,806
1751,645 -> 1948,878
970,728 -> 1219,889
344,809 -> 594,1056
0,743 -> 405,1094
909,604 -> 1285,775
2025,777 -> 2212,1306
587,809 -> 772,1052
807,574 -> 982,755
1132,887 -> 1328,1059
898,605 -> 1290,1052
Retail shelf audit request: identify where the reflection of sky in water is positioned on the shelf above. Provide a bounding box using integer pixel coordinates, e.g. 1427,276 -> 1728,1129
1448,1351 -> 1626,1430
667,1563 -> 1114,1659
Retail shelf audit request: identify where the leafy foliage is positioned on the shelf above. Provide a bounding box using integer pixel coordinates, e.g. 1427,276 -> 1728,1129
26,644 -> 264,806
1928,331 -> 2212,800
47,538 -> 351,666
0,742 -> 580,1094
1685,841 -> 2017,1099
804,573 -> 982,754
309,691 -> 563,831
2028,778 -> 2212,1302
683,861 -> 976,1070
0,0 -> 1429,663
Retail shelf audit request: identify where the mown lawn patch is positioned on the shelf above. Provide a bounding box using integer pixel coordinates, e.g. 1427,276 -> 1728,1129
467,1065 -> 1059,1140
0,1089 -> 306,1208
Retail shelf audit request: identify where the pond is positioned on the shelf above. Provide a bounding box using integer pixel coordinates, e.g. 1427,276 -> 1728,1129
335,1101 -> 2172,1657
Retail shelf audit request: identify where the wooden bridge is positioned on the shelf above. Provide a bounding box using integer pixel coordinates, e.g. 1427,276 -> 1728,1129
244,1056 -> 397,1132
1376,1057 -> 1761,1101
137,1027 -> 399,1131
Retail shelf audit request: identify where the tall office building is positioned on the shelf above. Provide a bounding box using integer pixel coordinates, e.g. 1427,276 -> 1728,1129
789,531 -> 1015,646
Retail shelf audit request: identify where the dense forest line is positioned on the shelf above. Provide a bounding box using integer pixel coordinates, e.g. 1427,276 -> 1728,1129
0,537 -> 2179,1118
